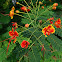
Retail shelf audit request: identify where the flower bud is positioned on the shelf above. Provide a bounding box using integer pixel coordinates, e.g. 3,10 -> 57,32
42,6 -> 44,9
25,24 -> 29,28
53,3 -> 58,7
16,2 -> 19,4
15,10 -> 19,13
52,6 -> 56,10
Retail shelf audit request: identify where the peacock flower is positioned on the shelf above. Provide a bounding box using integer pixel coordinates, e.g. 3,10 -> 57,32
6,27 -> 19,54
12,22 -> 18,30
47,25 -> 55,34
9,27 -> 18,38
20,6 -> 30,12
9,10 -> 14,19
9,27 -> 18,43
54,18 -> 61,28
47,17 -> 54,24
11,6 -> 15,11
42,25 -> 55,37
9,27 -> 18,44
21,40 -> 30,49
9,6 -> 15,19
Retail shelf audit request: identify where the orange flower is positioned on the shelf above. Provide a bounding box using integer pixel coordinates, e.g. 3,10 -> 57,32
9,10 -> 14,19
47,17 -> 54,24
9,6 -> 15,19
12,22 -> 18,30
42,25 -> 55,37
20,6 -> 30,12
7,27 -> 19,54
54,18 -> 62,28
11,6 -> 15,11
21,40 -> 30,48
9,27 -> 18,38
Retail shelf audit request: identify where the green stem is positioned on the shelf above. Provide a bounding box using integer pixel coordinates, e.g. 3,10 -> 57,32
19,11 -> 35,16
30,0 -> 36,14
19,56 -> 24,62
14,13 -> 30,20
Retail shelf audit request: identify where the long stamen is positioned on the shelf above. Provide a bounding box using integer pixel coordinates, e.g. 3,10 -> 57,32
1,13 -> 9,16
0,38 -> 10,43
6,40 -> 11,55
14,13 -> 30,20
13,38 -> 16,43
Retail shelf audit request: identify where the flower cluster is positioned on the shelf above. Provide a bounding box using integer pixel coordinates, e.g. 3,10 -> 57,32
54,18 -> 62,28
5,1 -> 62,55
2,21 -> 30,54
47,17 -> 62,28
42,25 -> 55,37
16,2 -> 30,12
9,2 -> 30,19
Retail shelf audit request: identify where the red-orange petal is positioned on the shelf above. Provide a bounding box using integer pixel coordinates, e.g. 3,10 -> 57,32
9,31 -> 14,37
13,38 -> 16,43
21,40 -> 30,48
20,6 -> 27,11
14,31 -> 19,36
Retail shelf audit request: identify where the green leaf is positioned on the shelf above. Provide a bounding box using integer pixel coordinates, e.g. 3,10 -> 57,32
0,24 -> 2,29
0,13 -> 10,24
28,46 -> 41,62
0,48 -> 7,62
17,35 -> 32,44
0,43 -> 16,62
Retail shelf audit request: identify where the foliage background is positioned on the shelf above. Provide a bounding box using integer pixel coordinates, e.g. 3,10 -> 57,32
0,0 -> 62,62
